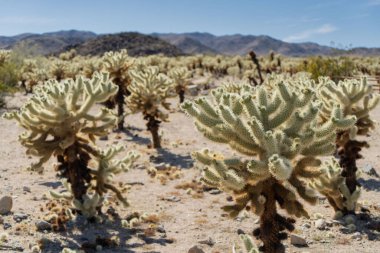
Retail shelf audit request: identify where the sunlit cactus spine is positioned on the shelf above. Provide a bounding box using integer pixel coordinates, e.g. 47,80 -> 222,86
168,67 -> 191,103
127,66 -> 173,148
3,72 -> 139,219
102,49 -> 134,130
183,81 -> 355,253
318,77 -> 379,214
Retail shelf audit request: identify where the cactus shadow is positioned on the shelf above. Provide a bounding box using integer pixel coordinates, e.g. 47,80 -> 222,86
122,128 -> 151,146
39,181 -> 62,189
153,148 -> 194,169
55,214 -> 172,252
338,212 -> 380,241
358,178 -> 380,192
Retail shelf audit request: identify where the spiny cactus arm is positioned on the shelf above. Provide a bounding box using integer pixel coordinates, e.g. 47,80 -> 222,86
72,193 -> 103,218
232,234 -> 259,253
93,145 -> 139,207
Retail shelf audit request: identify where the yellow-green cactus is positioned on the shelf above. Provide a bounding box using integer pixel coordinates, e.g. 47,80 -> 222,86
168,67 -> 191,103
310,158 -> 360,213
183,80 -> 355,253
102,49 -> 134,130
127,66 -> 173,148
318,77 -> 379,214
3,72 -> 138,219
232,234 -> 259,253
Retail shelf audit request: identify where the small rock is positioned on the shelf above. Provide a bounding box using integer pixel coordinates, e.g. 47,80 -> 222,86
198,237 -> 215,246
3,223 -> 11,229
290,234 -> 308,246
187,84 -> 199,96
237,229 -> 245,235
208,189 -> 222,195
301,223 -> 311,229
0,196 -> 13,214
351,232 -> 362,240
164,196 -> 181,202
157,225 -> 166,233
35,220 -> 52,231
13,213 -> 28,222
99,135 -> 108,141
362,164 -> 379,177
188,245 -> 205,253
315,219 -> 326,230
23,186 -> 31,193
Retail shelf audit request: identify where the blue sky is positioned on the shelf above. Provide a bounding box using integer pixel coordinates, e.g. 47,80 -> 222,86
1,0 -> 379,47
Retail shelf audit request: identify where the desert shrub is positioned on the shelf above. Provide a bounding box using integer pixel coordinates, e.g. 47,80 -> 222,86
300,56 -> 356,82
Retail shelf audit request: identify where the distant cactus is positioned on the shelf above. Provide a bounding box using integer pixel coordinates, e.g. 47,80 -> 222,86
183,81 -> 355,252
102,49 -> 134,130
169,67 -> 191,103
318,77 -> 379,214
127,66 -> 173,148
3,73 -> 139,219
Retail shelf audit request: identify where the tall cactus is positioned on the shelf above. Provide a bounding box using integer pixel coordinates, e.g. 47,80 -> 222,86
317,77 -> 379,214
102,49 -> 134,130
127,66 -> 173,148
169,67 -> 191,103
182,81 -> 355,253
3,73 -> 139,219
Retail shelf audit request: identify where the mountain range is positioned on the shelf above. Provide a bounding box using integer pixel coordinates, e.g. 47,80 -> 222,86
1,30 -> 379,57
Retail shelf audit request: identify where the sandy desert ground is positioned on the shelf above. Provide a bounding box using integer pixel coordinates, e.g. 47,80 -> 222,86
0,91 -> 380,253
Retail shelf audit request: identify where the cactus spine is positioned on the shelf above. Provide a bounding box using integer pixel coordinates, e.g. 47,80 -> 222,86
183,81 -> 355,253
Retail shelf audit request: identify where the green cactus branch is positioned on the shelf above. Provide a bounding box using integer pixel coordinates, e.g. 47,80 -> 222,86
183,81 -> 355,253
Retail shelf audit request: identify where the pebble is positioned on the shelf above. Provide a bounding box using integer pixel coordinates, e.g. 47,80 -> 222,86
13,213 -> 28,222
188,245 -> 205,253
301,223 -> 311,229
164,196 -> 181,202
208,189 -> 222,195
290,234 -> 308,246
198,237 -> 215,246
35,220 -> 52,231
0,196 -> 13,214
157,225 -> 166,233
315,219 -> 327,230
23,186 -> 31,193
3,223 -> 11,229
351,232 -> 362,240
362,164 -> 379,177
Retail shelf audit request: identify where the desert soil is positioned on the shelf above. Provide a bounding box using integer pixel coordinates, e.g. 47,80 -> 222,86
0,91 -> 380,253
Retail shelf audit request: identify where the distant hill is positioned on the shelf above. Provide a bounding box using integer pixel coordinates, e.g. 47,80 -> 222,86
154,32 -> 380,56
66,32 -> 183,56
1,30 -> 380,57
1,30 -> 97,55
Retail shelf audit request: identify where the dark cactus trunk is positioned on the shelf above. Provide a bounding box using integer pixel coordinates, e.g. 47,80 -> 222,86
145,114 -> 161,148
253,179 -> 295,253
116,88 -> 125,130
179,89 -> 185,104
338,137 -> 368,214
249,50 -> 264,85
59,143 -> 92,201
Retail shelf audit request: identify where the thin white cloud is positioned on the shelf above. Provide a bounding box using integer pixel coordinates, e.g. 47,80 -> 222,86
283,24 -> 337,42
368,0 -> 380,6
0,16 -> 54,25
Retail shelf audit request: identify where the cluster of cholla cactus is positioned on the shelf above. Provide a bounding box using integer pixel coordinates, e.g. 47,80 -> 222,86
102,49 -> 134,130
169,67 -> 191,103
127,66 -> 173,148
3,72 -> 139,219
182,81 -> 356,252
315,77 -> 379,214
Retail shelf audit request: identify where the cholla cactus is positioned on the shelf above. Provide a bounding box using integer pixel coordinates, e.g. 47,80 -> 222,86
318,77 -> 379,214
310,158 -> 360,213
183,81 -> 355,252
0,50 -> 11,66
127,66 -> 173,148
232,234 -> 259,253
50,59 -> 68,81
102,49 -> 134,130
3,73 -> 138,219
168,67 -> 191,103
